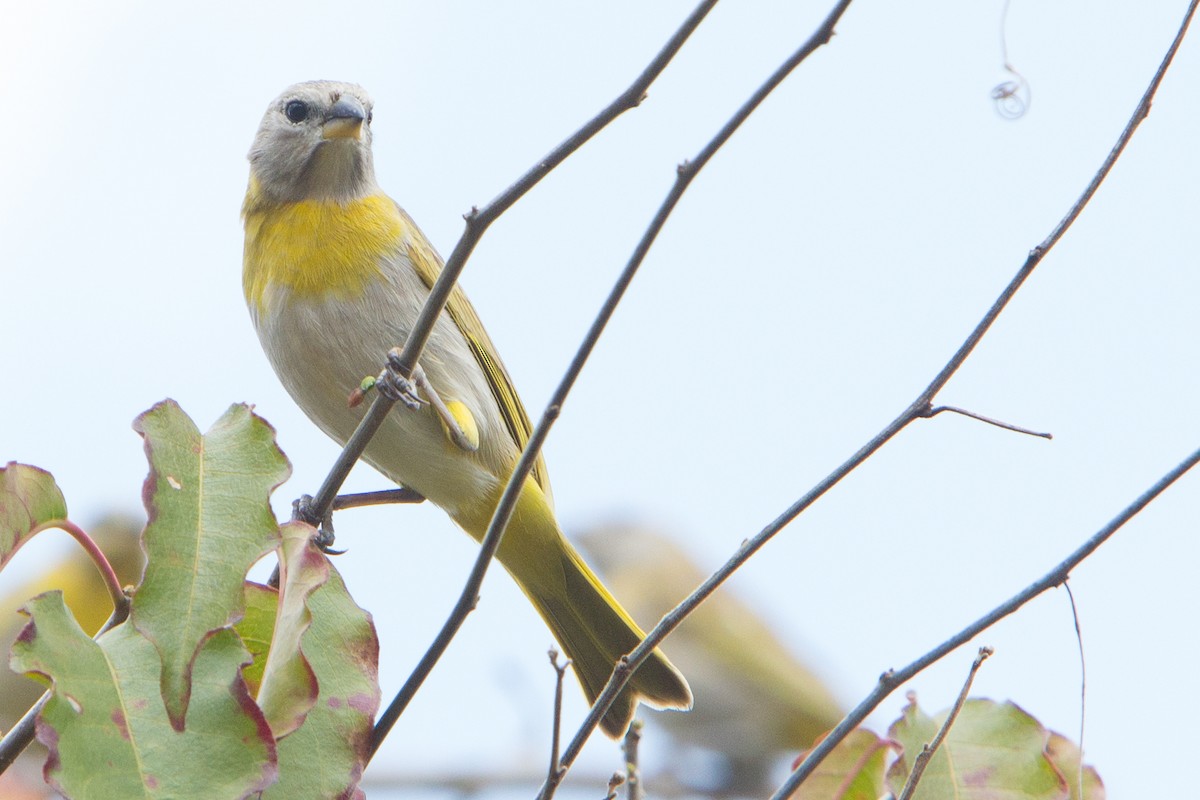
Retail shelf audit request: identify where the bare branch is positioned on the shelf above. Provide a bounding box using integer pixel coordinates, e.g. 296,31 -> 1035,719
303,0 -> 721,530
925,405 -> 1052,440
774,8 -> 1199,788
530,2 -> 857,794
365,1 -> 721,759
916,0 -> 1199,410
623,720 -> 644,800
778,444 -> 1200,798
548,650 -> 570,783
331,488 -> 425,511
529,1 -> 1197,794
604,773 -> 625,800
896,647 -> 993,800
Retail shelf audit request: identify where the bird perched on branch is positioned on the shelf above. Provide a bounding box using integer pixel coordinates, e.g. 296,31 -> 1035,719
241,80 -> 691,736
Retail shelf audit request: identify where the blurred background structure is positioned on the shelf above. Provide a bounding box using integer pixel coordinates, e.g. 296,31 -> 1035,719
578,522 -> 843,794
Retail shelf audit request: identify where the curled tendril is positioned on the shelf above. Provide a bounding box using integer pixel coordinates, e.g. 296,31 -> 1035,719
992,64 -> 1031,119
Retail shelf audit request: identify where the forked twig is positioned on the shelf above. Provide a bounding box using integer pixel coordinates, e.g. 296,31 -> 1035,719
778,445 -> 1200,798
533,3 -> 858,795
366,0 -> 721,758
925,405 -> 1052,439
538,0 -> 1195,795
547,650 -> 570,782
896,647 -> 993,800
767,0 -> 1199,791
304,0 -> 720,534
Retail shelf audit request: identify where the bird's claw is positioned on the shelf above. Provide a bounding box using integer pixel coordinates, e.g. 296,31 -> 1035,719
377,349 -> 424,410
292,494 -> 342,554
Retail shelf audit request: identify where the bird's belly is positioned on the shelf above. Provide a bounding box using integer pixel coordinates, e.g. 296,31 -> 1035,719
253,284 -> 501,516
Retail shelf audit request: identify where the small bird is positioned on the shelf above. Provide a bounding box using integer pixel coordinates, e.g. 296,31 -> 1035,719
578,523 -> 844,793
241,81 -> 691,737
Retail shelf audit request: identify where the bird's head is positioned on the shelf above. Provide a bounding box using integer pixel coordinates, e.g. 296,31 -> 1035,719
248,80 -> 378,203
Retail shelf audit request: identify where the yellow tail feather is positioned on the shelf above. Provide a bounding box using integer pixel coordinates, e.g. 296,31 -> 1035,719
455,478 -> 692,737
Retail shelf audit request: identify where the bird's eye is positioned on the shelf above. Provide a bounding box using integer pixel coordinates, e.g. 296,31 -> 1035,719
284,100 -> 309,123
367,109 -> 374,125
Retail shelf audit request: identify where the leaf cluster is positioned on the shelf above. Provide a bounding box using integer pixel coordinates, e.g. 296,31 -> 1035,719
1,402 -> 378,799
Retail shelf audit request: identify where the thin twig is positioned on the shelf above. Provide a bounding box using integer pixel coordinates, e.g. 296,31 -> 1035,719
623,720 -> 644,800
520,1 -> 1195,794
778,444 -> 1200,798
302,0 -> 720,533
0,602 -> 131,773
530,4 -> 856,795
926,405 -> 1052,439
896,647 -> 994,800
922,0 -> 1198,411
770,10 -> 1198,790
1064,580 -> 1087,800
548,650 -> 570,782
331,488 -> 425,511
365,0 -> 720,758
604,773 -> 625,800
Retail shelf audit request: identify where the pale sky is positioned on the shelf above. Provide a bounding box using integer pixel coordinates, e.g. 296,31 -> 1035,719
2,2 -> 1198,797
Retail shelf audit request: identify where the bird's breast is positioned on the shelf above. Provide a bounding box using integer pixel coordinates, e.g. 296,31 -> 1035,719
241,193 -> 512,512
242,191 -> 405,315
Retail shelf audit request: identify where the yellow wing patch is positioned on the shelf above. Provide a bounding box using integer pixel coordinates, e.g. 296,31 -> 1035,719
398,204 -> 552,502
443,400 -> 480,452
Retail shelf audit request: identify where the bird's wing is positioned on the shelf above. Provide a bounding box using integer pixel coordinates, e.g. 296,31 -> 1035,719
398,205 -> 553,503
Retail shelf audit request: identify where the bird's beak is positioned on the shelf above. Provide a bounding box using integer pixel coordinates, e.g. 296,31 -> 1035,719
323,96 -> 366,140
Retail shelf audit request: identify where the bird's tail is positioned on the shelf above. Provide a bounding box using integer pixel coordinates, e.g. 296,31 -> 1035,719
455,478 -> 692,738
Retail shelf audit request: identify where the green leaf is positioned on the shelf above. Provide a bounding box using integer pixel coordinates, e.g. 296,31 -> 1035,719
794,728 -> 894,800
1045,732 -> 1106,800
264,552 -> 379,799
235,581 -> 279,699
9,591 -> 276,799
256,522 -> 325,739
1,462 -> 68,571
887,697 -> 1068,799
130,400 -> 289,729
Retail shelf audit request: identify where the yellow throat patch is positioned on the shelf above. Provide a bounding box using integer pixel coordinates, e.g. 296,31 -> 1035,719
242,182 -> 404,315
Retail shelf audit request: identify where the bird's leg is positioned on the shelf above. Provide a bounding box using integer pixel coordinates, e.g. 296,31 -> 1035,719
276,489 -> 426,587
292,494 -> 344,554
381,350 -> 479,453
333,487 -> 426,510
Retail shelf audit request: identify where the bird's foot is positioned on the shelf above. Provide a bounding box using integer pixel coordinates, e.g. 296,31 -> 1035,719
376,349 -> 426,411
292,494 -> 344,554
381,351 -> 479,453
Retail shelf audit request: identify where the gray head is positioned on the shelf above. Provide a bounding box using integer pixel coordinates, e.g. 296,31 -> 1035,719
248,80 -> 379,203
